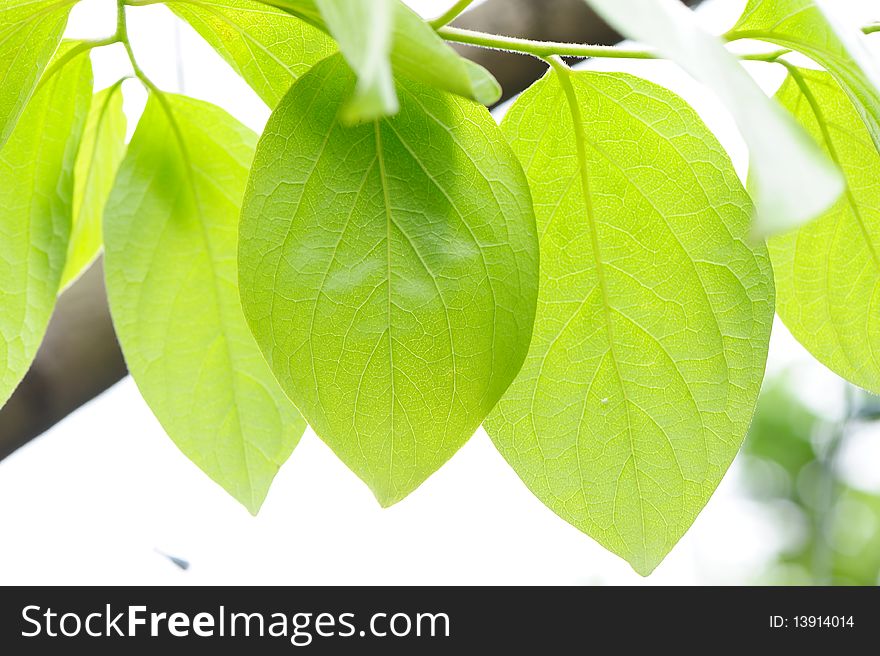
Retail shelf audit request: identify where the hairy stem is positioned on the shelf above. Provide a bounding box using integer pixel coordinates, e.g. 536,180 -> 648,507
439,26 -> 657,60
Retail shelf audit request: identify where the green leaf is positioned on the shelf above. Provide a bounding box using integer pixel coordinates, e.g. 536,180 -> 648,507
730,0 -> 880,152
315,0 -> 397,122
169,0 -> 335,108
103,93 -> 305,513
239,55 -> 538,507
581,0 -> 843,236
266,0 -> 501,107
0,42 -> 91,406
485,68 -> 774,575
0,0 -> 75,149
769,68 -> 880,393
60,82 -> 128,291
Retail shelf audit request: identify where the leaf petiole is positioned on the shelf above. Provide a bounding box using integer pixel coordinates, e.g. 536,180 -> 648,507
428,0 -> 477,29
116,0 -> 162,94
35,37 -> 121,94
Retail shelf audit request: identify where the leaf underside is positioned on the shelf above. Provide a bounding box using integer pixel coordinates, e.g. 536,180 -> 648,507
61,83 -> 127,291
266,0 -> 501,108
731,0 -> 880,153
581,0 -> 843,236
239,55 -> 538,507
0,0 -> 74,149
169,0 -> 336,108
485,69 -> 774,575
770,68 -> 880,394
0,44 -> 91,406
103,93 -> 306,513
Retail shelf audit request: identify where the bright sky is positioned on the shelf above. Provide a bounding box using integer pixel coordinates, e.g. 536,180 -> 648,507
1,0 -> 878,585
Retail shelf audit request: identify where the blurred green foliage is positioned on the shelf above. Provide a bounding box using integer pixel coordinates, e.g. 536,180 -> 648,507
742,377 -> 880,585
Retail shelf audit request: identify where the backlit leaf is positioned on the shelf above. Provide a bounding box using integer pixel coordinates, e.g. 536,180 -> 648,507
0,43 -> 91,405
239,55 -> 538,506
60,82 -> 127,291
0,0 -> 76,148
103,93 -> 305,513
770,68 -> 880,393
485,68 -> 774,575
730,0 -> 880,152
581,0 -> 843,236
315,0 -> 397,122
169,0 -> 335,107
265,0 -> 501,107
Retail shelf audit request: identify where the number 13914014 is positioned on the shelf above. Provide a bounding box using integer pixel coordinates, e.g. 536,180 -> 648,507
770,616 -> 855,629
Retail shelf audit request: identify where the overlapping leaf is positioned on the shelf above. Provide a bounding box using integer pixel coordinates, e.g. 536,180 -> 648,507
103,93 -> 305,513
265,0 -> 500,109
729,0 -> 880,152
0,42 -> 91,405
169,0 -> 335,107
316,0 -> 396,121
581,0 -> 843,236
770,68 -> 880,393
485,68 -> 774,575
0,0 -> 76,148
60,82 -> 127,291
239,55 -> 538,506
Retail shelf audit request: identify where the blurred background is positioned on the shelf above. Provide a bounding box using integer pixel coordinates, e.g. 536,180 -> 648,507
0,0 -> 878,585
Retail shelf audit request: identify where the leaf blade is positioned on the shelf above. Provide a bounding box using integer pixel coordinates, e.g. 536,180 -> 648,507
169,0 -> 335,107
103,93 -> 305,513
60,83 -> 127,291
486,69 -> 774,575
316,0 -> 397,122
0,42 -> 92,406
730,0 -> 880,153
0,0 -> 75,148
239,55 -> 538,506
770,67 -> 880,393
581,0 -> 843,236
265,0 -> 501,108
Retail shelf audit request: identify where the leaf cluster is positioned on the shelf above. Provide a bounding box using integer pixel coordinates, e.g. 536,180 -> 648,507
2,0 -> 879,574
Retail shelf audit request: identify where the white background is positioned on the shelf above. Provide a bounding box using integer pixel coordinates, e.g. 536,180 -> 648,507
1,0 -> 879,585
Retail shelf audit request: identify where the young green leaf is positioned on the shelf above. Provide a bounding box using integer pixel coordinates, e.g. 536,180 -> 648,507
0,0 -> 76,149
581,0 -> 843,237
103,93 -> 305,514
239,55 -> 538,507
729,0 -> 880,152
485,68 -> 774,576
168,0 -> 335,108
265,0 -> 501,107
0,42 -> 91,406
316,0 -> 397,122
60,83 -> 128,292
770,68 -> 880,394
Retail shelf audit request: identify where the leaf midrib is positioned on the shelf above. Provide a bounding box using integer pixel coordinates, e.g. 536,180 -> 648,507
552,64 -> 649,566
151,92 -> 263,509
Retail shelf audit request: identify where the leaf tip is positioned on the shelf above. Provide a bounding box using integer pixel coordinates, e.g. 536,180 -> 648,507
463,60 -> 502,106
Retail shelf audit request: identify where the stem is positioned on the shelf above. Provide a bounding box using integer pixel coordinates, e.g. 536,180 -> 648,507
439,26 -> 658,60
429,0 -> 476,29
440,26 -> 811,64
865,24 -> 880,35
35,37 -> 120,93
117,0 -> 161,93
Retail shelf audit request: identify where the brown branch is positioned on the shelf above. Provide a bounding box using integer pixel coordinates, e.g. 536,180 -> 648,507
0,259 -> 126,460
